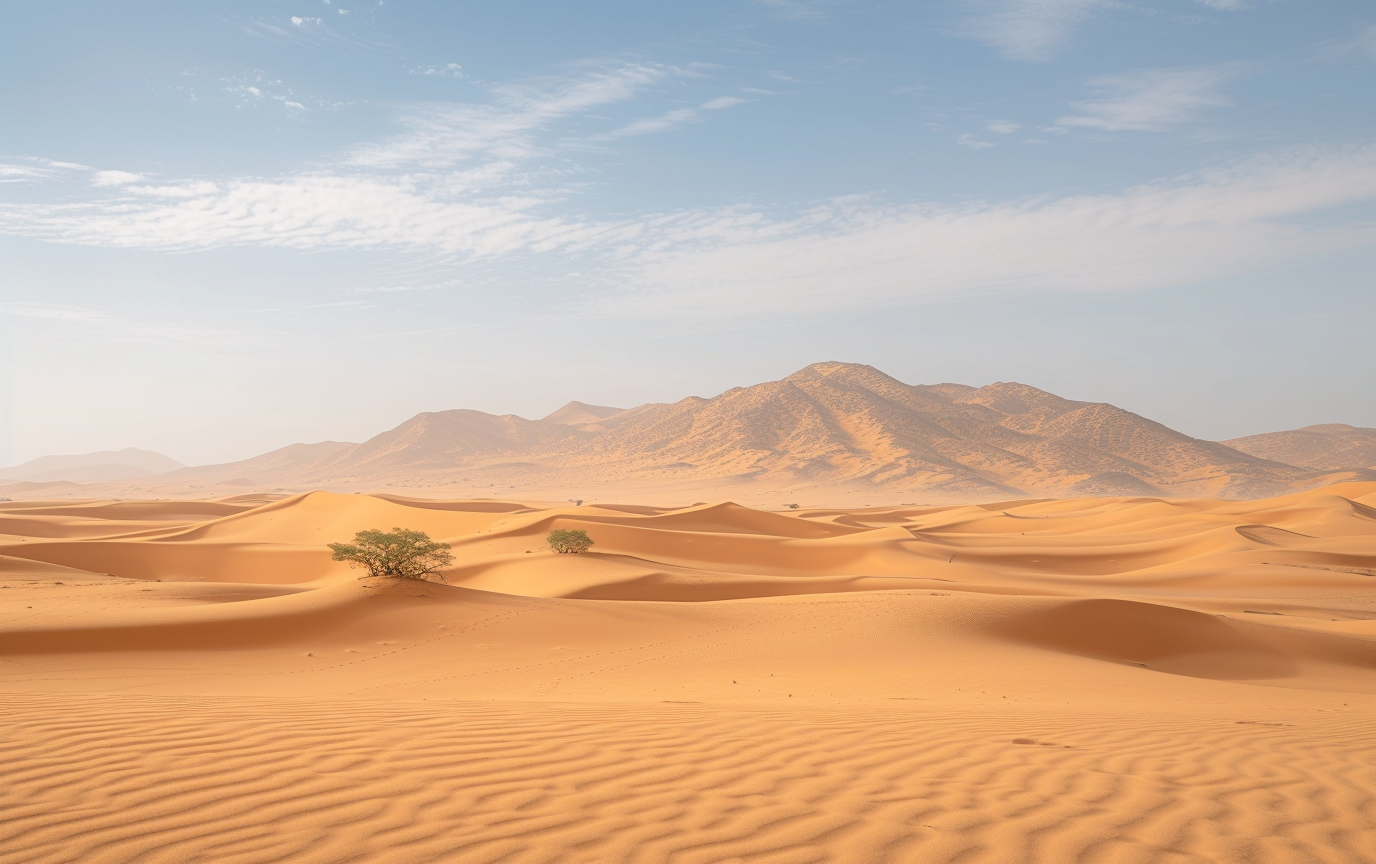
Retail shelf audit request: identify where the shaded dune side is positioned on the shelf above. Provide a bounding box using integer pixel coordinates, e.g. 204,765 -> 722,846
0,554 -> 110,580
0,581 -> 519,655
0,582 -> 367,654
989,599 -> 1299,679
0,539 -> 332,585
1236,524 -> 1317,546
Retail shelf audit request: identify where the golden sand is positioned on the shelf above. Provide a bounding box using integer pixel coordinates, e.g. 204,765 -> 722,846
2,485 -> 1375,863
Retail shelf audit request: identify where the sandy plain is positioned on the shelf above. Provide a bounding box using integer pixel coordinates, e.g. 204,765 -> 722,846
2,484 -> 1376,863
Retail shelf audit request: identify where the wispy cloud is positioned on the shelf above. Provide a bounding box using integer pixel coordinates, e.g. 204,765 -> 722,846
591,146 -> 1376,317
0,64 -> 738,258
414,63 -> 463,77
347,64 -> 665,167
1058,64 -> 1245,132
604,95 -> 745,138
0,175 -> 630,256
0,164 -> 59,183
959,0 -> 1110,62
92,170 -> 142,187
4,148 -> 1376,323
5,55 -> 1373,328
239,14 -> 381,54
221,71 -> 310,112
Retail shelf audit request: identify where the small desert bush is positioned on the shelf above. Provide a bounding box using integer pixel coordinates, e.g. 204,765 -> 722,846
547,528 -> 594,554
328,528 -> 454,581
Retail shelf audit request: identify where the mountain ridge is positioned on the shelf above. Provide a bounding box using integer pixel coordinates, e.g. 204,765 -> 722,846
9,364 -> 1372,500
197,362 -> 1359,499
0,448 -> 185,484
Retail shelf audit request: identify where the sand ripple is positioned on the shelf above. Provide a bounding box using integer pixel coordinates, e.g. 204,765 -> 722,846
2,696 -> 1373,864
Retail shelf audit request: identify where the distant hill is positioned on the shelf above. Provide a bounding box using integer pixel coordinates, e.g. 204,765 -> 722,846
542,401 -> 627,426
26,364 -> 1362,500
0,448 -> 184,484
1225,424 -> 1376,472
153,442 -> 357,486
543,401 -> 662,432
202,362 -> 1326,499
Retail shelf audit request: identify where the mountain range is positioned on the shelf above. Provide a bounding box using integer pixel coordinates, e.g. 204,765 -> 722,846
0,448 -> 185,484
30,361 -> 1367,501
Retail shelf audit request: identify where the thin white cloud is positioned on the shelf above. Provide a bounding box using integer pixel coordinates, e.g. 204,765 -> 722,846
222,72 -> 310,112
0,174 -> 631,257
1058,64 -> 1244,132
702,96 -> 745,111
1194,0 -> 1248,9
592,146 -> 1376,317
0,164 -> 58,183
960,0 -> 1110,62
987,120 -> 1020,134
239,15 -> 377,53
92,170 -> 142,187
126,181 -> 221,198
604,95 -> 744,139
5,54 -> 1373,329
608,107 -> 700,138
6,147 -> 1376,323
348,64 -> 664,167
415,63 -> 463,77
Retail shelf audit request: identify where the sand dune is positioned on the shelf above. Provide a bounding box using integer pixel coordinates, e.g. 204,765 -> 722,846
2,485 -> 1375,862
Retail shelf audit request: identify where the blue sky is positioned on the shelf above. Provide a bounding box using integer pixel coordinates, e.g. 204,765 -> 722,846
2,0 -> 1374,465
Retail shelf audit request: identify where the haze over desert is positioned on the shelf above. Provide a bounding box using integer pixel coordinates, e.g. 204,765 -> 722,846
4,2 -> 1376,863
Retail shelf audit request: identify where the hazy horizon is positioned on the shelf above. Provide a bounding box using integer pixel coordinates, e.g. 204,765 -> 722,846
3,1 -> 1375,466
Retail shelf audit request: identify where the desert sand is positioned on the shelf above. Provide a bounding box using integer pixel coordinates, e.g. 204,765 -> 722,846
3,484 -> 1376,863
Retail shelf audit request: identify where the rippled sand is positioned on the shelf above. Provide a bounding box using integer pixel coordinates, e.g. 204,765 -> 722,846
2,485 -> 1375,863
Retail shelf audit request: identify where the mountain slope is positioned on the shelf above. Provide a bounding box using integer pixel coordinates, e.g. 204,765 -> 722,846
0,449 -> 184,483
50,363 -> 1346,500
250,362 -> 1318,498
1225,424 -> 1376,472
543,363 -> 1307,497
542,401 -> 627,425
155,442 -> 357,486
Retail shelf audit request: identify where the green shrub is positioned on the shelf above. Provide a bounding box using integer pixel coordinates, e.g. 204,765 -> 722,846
328,528 -> 454,581
547,528 -> 594,554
